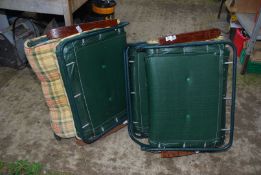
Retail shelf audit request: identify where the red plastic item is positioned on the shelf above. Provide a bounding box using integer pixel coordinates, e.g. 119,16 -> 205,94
233,29 -> 249,57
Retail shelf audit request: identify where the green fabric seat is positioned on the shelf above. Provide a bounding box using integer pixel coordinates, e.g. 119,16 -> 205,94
126,41 -> 236,151
56,23 -> 128,143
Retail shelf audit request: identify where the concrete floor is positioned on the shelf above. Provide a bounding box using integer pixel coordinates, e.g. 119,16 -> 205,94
0,0 -> 261,174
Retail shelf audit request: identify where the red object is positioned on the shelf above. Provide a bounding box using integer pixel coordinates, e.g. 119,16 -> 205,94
233,29 -> 249,57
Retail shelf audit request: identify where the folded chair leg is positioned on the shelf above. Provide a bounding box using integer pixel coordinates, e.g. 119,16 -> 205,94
75,123 -> 127,146
75,138 -> 86,146
53,133 -> 62,141
160,151 -> 195,158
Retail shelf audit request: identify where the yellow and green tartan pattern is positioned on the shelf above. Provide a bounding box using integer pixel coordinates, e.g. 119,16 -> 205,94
24,36 -> 76,138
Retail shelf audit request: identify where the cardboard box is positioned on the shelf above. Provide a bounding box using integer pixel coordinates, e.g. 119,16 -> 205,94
252,42 -> 261,62
226,0 -> 261,13
252,51 -> 261,62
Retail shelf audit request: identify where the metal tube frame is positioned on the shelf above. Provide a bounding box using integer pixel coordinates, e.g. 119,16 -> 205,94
124,40 -> 237,152
56,22 -> 129,143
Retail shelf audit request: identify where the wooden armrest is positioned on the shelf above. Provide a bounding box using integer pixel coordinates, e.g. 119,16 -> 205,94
47,19 -> 118,39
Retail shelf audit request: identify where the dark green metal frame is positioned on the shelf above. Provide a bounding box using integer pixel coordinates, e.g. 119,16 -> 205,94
56,22 -> 129,143
124,40 -> 237,152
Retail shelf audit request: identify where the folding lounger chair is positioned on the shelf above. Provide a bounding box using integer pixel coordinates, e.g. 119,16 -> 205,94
25,21 -> 129,143
125,40 -> 237,153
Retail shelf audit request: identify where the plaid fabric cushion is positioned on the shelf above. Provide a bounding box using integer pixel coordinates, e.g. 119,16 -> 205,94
24,36 -> 76,138
41,79 -> 69,108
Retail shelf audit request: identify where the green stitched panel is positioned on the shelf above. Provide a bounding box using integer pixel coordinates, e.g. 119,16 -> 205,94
56,26 -> 127,142
129,44 -> 229,148
146,45 -> 226,148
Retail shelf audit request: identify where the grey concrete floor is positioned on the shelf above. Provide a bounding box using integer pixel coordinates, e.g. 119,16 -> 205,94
0,0 -> 261,174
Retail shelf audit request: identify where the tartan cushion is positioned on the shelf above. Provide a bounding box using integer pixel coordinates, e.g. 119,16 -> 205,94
24,36 -> 76,138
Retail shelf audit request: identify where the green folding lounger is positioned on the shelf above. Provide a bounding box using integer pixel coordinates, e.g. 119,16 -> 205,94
25,22 -> 129,143
55,23 -> 129,143
26,21 -> 236,150
125,41 -> 237,152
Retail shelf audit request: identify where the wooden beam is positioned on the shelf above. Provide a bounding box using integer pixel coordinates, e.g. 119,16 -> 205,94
0,0 -> 87,20
63,0 -> 73,26
0,0 -> 64,15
